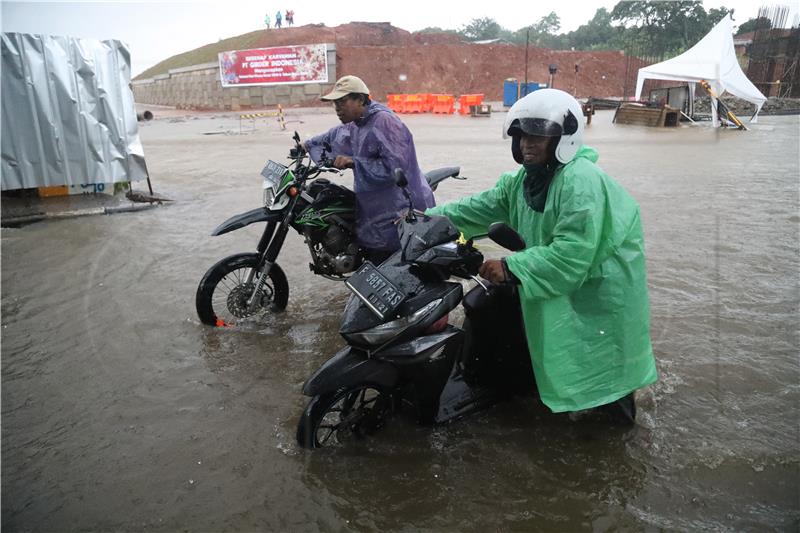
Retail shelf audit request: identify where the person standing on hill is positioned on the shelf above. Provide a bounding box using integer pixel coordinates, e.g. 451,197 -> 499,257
286,9 -> 294,26
275,10 -> 282,28
264,14 -> 270,28
304,75 -> 435,264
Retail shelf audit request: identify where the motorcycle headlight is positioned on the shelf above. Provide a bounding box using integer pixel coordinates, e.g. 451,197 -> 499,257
263,187 -> 276,208
347,299 -> 442,345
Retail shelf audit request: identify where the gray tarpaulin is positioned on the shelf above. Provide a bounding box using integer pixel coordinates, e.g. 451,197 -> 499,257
1,33 -> 148,191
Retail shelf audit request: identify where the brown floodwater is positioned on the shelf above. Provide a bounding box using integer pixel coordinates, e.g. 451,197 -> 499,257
2,108 -> 798,531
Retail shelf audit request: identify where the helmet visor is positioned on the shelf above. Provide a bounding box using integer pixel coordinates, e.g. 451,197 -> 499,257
506,117 -> 563,138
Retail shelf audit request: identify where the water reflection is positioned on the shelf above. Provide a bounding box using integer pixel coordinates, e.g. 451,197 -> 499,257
297,399 -> 647,530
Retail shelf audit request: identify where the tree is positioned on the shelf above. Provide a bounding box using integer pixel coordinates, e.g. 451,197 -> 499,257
460,17 -> 502,41
510,12 -> 563,47
707,7 -> 733,26
532,12 -> 561,36
565,8 -> 624,50
611,0 -> 733,56
416,27 -> 460,35
736,16 -> 772,35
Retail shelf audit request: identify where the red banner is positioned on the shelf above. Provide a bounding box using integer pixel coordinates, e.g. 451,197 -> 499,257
218,44 -> 328,87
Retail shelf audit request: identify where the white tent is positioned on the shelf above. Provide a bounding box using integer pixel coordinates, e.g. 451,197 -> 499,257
634,14 -> 767,124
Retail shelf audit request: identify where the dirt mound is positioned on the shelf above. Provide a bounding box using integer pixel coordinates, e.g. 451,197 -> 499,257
337,43 -> 633,101
138,22 -> 634,104
250,23 -> 631,102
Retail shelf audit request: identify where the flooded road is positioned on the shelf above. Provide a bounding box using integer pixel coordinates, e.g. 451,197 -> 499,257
3,108 -> 798,531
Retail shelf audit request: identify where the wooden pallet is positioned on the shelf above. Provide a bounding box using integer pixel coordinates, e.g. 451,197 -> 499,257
613,104 -> 680,127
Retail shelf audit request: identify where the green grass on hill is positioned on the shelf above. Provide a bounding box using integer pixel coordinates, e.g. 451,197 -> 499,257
135,29 -> 264,80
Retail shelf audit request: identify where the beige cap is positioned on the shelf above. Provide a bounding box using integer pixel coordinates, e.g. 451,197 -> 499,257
321,75 -> 370,100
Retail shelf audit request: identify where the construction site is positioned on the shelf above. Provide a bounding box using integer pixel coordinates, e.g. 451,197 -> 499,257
743,5 -> 800,98
130,17 -> 800,118
2,7 -> 799,533
132,22 -> 639,109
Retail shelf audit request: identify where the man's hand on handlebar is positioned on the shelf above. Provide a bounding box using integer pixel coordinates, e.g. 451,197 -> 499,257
478,259 -> 507,283
331,155 -> 354,170
479,258 -> 518,284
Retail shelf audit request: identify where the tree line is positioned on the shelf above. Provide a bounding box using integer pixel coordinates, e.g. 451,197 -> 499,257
419,0 -> 770,58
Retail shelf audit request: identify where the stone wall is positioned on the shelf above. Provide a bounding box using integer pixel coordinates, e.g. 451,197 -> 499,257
132,44 -> 337,110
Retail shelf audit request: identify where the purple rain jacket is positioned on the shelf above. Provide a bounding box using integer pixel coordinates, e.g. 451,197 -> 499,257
306,102 -> 435,251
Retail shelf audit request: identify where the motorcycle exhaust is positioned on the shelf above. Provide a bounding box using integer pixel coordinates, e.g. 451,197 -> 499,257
137,110 -> 153,122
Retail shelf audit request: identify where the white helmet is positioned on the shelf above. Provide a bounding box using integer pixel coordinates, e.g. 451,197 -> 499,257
503,88 -> 584,165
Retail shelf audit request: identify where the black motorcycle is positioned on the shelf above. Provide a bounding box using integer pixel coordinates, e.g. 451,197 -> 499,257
195,132 -> 463,327
295,170 -> 535,448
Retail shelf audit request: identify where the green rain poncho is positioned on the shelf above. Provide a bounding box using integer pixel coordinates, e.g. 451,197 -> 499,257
427,146 -> 658,412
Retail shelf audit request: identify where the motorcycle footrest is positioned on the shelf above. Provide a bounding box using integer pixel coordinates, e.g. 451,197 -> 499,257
434,371 -> 497,424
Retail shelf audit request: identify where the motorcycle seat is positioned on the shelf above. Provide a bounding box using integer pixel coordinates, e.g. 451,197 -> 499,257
425,167 -> 460,191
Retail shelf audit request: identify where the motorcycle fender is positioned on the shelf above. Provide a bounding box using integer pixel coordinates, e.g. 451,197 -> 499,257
302,346 -> 399,397
211,207 -> 283,236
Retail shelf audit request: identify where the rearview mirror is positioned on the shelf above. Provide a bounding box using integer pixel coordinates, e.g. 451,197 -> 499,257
488,222 -> 526,251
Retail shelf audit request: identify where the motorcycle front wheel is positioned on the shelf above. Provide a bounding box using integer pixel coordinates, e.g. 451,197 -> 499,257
195,253 -> 289,327
296,385 -> 393,449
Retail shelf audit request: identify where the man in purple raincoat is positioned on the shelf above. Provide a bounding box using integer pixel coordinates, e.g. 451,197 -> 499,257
305,75 -> 435,264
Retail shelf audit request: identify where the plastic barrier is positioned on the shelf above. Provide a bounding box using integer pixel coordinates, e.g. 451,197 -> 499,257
458,94 -> 485,115
431,94 -> 455,114
423,94 -> 435,112
386,93 -> 456,114
403,94 -> 426,113
387,94 -> 404,113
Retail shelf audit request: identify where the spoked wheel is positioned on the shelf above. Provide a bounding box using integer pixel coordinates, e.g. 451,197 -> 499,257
297,385 -> 393,449
195,253 -> 289,326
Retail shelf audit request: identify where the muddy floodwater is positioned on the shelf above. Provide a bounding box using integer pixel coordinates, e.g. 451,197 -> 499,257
2,108 -> 798,531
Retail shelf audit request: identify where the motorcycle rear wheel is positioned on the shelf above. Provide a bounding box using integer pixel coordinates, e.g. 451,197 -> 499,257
195,253 -> 289,326
297,385 -> 392,449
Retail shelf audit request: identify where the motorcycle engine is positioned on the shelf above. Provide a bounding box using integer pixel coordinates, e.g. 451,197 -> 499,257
322,225 -> 349,255
307,225 -> 361,275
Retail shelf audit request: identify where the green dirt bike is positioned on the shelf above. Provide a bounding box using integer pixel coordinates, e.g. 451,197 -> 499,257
195,132 -> 464,326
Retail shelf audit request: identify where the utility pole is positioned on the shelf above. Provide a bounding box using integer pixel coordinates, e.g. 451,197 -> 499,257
523,28 -> 530,100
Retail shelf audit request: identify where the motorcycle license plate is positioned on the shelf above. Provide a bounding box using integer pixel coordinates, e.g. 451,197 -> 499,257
345,262 -> 405,320
261,160 -> 287,188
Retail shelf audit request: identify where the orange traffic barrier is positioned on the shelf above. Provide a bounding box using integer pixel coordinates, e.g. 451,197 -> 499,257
458,94 -> 485,115
387,93 -> 457,114
431,94 -> 455,114
423,93 -> 435,112
403,94 -> 426,113
387,94 -> 404,113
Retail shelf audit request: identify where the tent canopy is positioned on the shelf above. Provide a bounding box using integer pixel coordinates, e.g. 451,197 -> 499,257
635,15 -> 767,119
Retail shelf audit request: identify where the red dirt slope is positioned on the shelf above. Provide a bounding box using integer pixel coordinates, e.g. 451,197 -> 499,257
246,22 -> 634,100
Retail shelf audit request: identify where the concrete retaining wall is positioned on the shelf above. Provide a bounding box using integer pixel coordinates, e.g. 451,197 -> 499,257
133,44 -> 337,110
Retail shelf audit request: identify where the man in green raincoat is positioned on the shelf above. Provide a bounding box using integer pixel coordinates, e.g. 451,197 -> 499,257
427,89 -> 658,421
